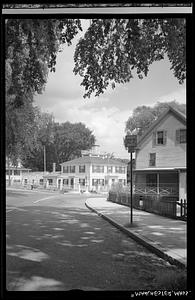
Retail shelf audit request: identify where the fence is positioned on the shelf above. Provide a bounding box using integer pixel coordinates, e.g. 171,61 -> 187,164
108,191 -> 187,220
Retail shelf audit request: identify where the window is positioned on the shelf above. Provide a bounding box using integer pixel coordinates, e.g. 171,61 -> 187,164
69,166 -> 75,173
79,165 -> 85,173
48,179 -> 53,185
63,166 -> 69,173
149,153 -> 156,167
176,129 -> 186,144
107,166 -> 113,173
115,166 -> 126,173
39,179 -> 43,185
14,170 -> 20,176
92,165 -> 104,173
6,170 -> 10,175
157,131 -> 164,144
63,179 -> 69,185
153,131 -> 167,146
92,179 -> 104,186
118,179 -> 126,185
79,178 -> 85,186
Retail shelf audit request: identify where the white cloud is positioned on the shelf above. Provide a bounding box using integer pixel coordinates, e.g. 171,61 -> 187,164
157,87 -> 186,103
37,95 -> 131,158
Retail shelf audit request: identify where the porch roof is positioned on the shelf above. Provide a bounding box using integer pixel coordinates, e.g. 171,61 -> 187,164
134,167 -> 186,172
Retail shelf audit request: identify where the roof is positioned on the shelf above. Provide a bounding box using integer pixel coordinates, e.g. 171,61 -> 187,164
137,106 -> 186,147
60,156 -> 127,166
134,167 -> 186,172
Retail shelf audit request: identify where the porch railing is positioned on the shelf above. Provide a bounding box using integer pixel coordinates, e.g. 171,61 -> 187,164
134,183 -> 179,196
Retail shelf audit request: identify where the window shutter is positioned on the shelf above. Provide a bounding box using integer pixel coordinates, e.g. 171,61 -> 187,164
163,130 -> 167,145
176,129 -> 180,143
152,131 -> 156,147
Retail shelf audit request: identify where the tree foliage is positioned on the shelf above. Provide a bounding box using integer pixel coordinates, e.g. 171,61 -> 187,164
74,18 -> 186,98
5,19 -> 82,162
6,19 -> 82,102
21,121 -> 95,172
125,101 -> 186,136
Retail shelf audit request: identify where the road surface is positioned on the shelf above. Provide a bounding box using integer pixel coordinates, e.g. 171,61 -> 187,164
6,189 -> 177,291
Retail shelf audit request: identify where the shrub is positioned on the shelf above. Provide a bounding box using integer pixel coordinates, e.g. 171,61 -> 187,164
110,182 -> 130,193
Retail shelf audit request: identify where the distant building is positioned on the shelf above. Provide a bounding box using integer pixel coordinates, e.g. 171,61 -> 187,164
43,147 -> 128,192
134,106 -> 186,200
21,171 -> 48,188
6,159 -> 31,185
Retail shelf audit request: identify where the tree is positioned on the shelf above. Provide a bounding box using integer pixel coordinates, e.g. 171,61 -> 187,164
6,101 -> 40,166
21,121 -> 96,172
5,19 -> 82,161
73,18 -> 186,98
125,101 -> 186,136
52,122 -> 96,168
20,111 -> 55,172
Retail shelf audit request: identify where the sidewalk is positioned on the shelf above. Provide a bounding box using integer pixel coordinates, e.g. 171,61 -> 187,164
85,198 -> 187,269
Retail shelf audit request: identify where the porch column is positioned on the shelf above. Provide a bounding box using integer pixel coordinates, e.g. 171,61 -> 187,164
46,179 -> 49,188
60,178 -> 63,190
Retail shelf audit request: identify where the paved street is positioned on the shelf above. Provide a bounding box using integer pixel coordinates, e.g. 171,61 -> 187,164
6,189 -> 178,291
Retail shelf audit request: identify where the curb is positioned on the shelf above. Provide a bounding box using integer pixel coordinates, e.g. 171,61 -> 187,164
85,200 -> 186,270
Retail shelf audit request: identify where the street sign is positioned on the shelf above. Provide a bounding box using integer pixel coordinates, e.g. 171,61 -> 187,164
124,134 -> 137,152
124,134 -> 137,225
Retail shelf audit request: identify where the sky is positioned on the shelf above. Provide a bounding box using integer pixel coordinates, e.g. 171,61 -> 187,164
34,19 -> 186,159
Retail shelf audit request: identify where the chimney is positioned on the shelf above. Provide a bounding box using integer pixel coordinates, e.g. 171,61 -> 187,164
53,163 -> 56,173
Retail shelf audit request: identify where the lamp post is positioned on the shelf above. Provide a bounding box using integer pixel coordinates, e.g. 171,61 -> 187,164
124,134 -> 137,225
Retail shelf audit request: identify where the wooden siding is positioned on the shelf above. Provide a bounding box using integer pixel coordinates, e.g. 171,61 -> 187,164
136,113 -> 186,169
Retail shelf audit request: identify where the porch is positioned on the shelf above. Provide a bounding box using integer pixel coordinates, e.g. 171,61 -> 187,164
134,170 -> 179,197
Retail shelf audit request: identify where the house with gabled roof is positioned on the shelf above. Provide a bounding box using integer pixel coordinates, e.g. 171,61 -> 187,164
134,106 -> 186,200
43,149 -> 127,192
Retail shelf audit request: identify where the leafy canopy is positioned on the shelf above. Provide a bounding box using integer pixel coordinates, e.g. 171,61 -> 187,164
21,120 -> 96,172
6,19 -> 82,162
125,101 -> 186,136
74,18 -> 186,98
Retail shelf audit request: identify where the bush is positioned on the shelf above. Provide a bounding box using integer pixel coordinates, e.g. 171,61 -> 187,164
154,269 -> 187,290
110,182 -> 130,193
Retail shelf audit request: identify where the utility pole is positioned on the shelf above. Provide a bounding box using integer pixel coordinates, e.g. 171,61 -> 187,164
43,145 -> 46,173
130,151 -> 133,224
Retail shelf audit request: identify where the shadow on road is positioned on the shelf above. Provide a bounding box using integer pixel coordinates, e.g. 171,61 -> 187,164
6,205 -> 180,291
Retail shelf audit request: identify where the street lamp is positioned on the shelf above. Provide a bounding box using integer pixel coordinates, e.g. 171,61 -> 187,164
124,134 -> 137,224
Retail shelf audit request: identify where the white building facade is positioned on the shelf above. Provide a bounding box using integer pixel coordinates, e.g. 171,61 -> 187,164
43,153 -> 127,193
134,106 -> 186,200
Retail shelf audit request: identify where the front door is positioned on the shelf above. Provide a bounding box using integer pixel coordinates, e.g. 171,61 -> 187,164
70,178 -> 74,188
